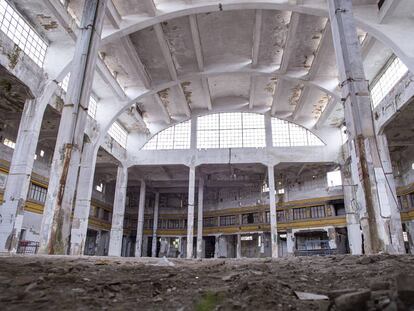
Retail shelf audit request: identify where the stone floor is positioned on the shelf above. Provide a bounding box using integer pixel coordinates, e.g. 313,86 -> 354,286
0,254 -> 413,310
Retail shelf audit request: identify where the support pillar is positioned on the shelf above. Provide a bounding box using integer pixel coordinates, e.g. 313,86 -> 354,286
107,165 -> 128,256
135,181 -> 146,257
342,168 -> 363,254
151,192 -> 159,257
186,165 -> 196,258
328,0 -> 404,254
196,178 -> 204,258
236,234 -> 242,258
39,0 -> 108,255
69,142 -> 98,255
268,165 -> 278,258
0,82 -> 57,252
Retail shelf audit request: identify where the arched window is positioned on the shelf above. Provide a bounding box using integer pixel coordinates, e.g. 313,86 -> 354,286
271,118 -> 324,147
142,120 -> 191,150
197,113 -> 265,149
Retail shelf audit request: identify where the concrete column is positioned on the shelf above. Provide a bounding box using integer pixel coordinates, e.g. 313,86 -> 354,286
187,165 -> 196,258
107,165 -> 128,256
264,112 -> 273,148
214,235 -> 220,258
405,221 -> 414,254
328,0 -> 404,254
342,168 -> 363,254
190,116 -> 197,150
69,142 -> 98,255
268,165 -> 278,258
135,181 -> 146,257
39,0 -> 108,255
286,230 -> 295,256
196,178 -> 204,258
0,82 -> 57,253
236,234 -> 242,258
151,192 -> 160,257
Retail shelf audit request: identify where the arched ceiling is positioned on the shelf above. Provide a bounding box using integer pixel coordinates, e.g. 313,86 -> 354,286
97,2 -> 345,136
12,0 -> 414,151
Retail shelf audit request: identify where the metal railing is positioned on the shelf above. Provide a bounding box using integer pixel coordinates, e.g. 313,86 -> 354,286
17,240 -> 39,254
295,240 -> 335,256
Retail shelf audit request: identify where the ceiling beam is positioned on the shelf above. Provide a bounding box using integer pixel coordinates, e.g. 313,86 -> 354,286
314,97 -> 337,129
249,10 -> 262,110
189,15 -> 204,71
144,0 -> 157,16
154,23 -> 191,117
201,77 -> 212,110
251,10 -> 262,68
119,36 -> 171,124
292,23 -> 331,121
96,59 -> 126,100
189,14 -> 212,111
128,104 -> 148,130
105,0 -> 122,29
270,11 -> 300,115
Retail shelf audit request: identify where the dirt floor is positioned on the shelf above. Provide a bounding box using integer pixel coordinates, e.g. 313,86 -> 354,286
0,254 -> 413,311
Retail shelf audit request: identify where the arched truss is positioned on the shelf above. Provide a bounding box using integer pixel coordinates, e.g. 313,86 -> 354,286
101,1 -> 414,73
141,112 -> 324,150
93,0 -> 414,149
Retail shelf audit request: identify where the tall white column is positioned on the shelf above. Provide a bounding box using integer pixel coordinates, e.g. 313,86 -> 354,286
196,178 -> 204,258
236,234 -> 242,258
264,112 -> 273,148
0,82 -> 57,253
342,168 -> 363,254
268,165 -> 278,258
186,165 -> 196,258
135,180 -> 146,257
39,0 -> 109,255
328,0 -> 404,254
69,142 -> 98,255
151,192 -> 160,257
107,165 -> 128,256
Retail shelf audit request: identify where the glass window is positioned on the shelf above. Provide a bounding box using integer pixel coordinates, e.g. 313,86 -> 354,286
219,215 -> 236,226
197,113 -> 265,149
327,170 -> 342,187
108,121 -> 128,149
271,117 -> 324,147
0,0 -> 48,67
3,138 -> 15,149
371,57 -> 409,108
142,120 -> 191,150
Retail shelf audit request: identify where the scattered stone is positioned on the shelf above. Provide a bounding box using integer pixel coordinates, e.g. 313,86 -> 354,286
395,273 -> 414,306
369,281 -> 390,291
294,291 -> 329,300
334,290 -> 371,311
357,257 -> 373,265
325,288 -> 357,299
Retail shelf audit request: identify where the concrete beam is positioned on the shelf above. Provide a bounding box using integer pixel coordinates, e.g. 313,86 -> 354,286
154,24 -> 191,117
106,0 -> 122,29
293,23 -> 332,121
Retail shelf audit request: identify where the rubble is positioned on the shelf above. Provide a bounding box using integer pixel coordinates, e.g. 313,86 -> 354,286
0,254 -> 413,310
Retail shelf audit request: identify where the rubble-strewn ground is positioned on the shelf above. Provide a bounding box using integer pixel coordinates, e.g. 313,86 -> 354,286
0,254 -> 413,310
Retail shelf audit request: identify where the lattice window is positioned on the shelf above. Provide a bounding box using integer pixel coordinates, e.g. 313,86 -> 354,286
371,57 -> 408,108
142,120 -> 191,150
108,121 -> 128,149
3,138 -> 15,149
0,0 -> 48,67
197,113 -> 265,149
271,117 -> 324,147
